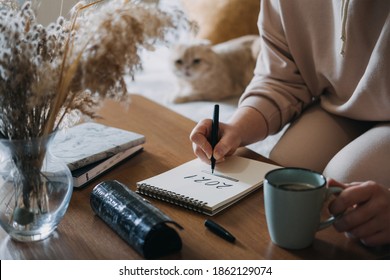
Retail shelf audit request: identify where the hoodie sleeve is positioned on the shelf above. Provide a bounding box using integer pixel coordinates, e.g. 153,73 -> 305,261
239,0 -> 313,135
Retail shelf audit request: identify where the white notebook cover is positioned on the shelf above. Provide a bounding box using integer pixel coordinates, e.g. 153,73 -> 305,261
51,122 -> 145,171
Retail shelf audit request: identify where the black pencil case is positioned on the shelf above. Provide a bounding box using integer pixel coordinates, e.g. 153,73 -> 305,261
90,180 -> 183,259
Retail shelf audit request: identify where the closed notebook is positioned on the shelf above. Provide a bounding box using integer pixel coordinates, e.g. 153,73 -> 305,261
51,122 -> 145,187
51,122 -> 145,171
136,156 -> 279,216
71,145 -> 143,188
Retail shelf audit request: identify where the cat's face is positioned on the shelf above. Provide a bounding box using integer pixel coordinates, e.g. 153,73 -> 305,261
170,43 -> 216,81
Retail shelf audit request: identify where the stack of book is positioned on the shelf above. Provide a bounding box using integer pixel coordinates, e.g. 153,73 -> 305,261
52,122 -> 145,188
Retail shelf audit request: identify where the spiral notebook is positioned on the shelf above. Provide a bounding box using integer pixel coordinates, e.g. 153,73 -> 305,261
136,156 -> 279,216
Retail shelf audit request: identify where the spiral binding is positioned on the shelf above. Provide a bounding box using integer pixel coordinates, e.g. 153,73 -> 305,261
136,183 -> 208,213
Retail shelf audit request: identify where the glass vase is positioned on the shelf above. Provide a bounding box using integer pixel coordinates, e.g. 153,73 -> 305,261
0,135 -> 73,242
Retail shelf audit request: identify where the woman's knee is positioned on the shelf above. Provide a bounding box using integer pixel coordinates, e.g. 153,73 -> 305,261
269,104 -> 371,172
324,123 -> 390,186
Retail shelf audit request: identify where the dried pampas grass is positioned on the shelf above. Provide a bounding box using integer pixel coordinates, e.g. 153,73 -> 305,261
0,0 -> 188,140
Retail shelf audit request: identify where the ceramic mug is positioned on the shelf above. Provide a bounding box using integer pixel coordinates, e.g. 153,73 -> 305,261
264,167 -> 342,250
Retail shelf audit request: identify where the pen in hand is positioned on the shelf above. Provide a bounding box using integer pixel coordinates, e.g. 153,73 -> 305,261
210,104 -> 219,174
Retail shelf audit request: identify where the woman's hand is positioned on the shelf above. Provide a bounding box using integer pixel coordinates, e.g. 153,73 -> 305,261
189,119 -> 242,163
189,106 -> 269,164
328,179 -> 390,246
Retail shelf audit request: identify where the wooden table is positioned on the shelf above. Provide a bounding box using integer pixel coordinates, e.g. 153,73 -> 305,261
0,95 -> 388,260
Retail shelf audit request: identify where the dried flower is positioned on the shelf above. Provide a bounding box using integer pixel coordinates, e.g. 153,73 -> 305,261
0,0 -> 187,140
0,0 -> 190,227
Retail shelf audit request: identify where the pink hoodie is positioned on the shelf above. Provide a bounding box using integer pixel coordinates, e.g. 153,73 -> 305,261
239,0 -> 390,135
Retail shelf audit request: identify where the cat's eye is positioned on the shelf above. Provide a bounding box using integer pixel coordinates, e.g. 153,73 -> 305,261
175,59 -> 183,65
193,58 -> 201,64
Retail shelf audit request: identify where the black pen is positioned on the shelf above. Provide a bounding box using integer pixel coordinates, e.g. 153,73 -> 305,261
205,219 -> 236,243
210,104 -> 219,174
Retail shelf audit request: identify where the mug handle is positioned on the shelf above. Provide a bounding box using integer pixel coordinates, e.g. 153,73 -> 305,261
318,186 -> 343,230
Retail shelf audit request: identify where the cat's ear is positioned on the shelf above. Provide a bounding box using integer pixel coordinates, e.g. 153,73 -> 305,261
194,39 -> 213,53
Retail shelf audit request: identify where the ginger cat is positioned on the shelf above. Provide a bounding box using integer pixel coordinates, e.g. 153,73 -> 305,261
169,35 -> 260,103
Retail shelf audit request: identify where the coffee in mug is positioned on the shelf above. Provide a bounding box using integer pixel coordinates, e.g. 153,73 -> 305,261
277,183 -> 315,191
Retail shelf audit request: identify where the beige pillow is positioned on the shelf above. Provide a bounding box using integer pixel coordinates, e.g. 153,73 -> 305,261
180,0 -> 260,44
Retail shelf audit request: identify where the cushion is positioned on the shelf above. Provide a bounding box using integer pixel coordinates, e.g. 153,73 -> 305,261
180,0 -> 260,44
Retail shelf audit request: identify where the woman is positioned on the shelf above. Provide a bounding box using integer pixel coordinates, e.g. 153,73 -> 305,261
190,0 -> 390,246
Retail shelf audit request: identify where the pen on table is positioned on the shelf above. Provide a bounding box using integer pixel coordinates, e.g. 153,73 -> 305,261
205,219 -> 236,243
210,104 -> 219,174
